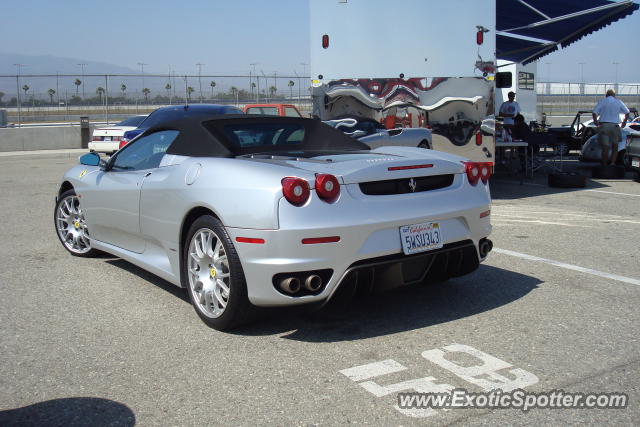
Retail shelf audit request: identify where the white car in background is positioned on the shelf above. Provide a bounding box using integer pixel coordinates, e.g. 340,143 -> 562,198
580,110 -> 640,168
89,115 -> 147,154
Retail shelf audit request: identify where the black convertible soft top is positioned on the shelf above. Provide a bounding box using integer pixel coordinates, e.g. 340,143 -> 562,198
141,115 -> 370,157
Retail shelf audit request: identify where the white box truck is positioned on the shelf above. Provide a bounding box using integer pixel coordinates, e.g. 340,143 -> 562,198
309,0 -> 499,162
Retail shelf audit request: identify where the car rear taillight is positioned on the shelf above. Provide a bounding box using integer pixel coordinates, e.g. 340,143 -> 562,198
282,177 -> 310,206
119,139 -> 129,149
315,174 -> 340,203
464,162 -> 492,185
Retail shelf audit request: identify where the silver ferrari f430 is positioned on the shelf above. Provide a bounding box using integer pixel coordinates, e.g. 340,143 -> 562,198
55,114 -> 493,330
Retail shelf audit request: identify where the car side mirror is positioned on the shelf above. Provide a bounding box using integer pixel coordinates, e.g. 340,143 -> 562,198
79,152 -> 107,169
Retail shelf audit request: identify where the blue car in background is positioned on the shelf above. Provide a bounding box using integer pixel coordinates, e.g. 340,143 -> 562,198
120,104 -> 244,148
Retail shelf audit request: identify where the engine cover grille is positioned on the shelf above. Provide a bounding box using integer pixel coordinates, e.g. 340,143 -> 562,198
359,174 -> 454,195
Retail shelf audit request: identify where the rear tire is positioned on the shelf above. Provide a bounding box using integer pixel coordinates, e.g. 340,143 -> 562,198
183,215 -> 254,330
548,172 -> 586,188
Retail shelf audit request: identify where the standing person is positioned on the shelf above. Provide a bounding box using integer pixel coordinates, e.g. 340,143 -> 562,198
499,91 -> 520,127
592,89 -> 630,166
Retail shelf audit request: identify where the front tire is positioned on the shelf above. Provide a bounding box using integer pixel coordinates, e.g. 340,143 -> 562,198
54,189 -> 99,257
183,215 -> 253,330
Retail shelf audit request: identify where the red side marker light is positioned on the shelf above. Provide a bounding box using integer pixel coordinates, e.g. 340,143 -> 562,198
480,210 -> 491,218
322,34 -> 329,49
236,237 -> 265,244
475,131 -> 482,146
476,30 -> 484,45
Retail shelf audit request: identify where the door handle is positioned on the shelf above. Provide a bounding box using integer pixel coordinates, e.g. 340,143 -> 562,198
144,172 -> 152,178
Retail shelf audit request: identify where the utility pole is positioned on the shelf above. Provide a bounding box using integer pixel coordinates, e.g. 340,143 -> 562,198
613,62 -> 620,92
14,63 -> 25,127
300,62 -> 308,103
196,63 -> 205,103
579,62 -> 586,95
137,62 -> 147,102
250,63 -> 259,102
77,63 -> 87,99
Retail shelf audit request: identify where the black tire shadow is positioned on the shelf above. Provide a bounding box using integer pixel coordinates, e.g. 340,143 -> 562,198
105,258 -> 190,304
0,397 -> 135,427
232,264 -> 541,342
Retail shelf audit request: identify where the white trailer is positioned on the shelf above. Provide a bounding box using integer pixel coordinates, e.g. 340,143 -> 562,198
309,0 -> 498,162
495,59 -> 538,125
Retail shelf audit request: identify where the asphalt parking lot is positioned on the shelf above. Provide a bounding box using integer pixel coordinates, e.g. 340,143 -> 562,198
1,153 -> 639,426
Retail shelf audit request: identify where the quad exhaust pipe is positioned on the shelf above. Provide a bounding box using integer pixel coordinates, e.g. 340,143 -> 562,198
278,274 -> 324,295
304,274 -> 323,292
279,277 -> 301,294
479,238 -> 493,258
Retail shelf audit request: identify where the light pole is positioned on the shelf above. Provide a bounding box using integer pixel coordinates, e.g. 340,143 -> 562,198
578,62 -> 586,96
77,63 -> 87,100
137,62 -> 147,102
300,62 -> 308,101
14,63 -> 25,127
250,63 -> 259,102
196,63 -> 204,103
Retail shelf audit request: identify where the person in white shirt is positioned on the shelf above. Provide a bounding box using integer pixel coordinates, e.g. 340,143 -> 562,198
499,91 -> 521,127
592,89 -> 630,166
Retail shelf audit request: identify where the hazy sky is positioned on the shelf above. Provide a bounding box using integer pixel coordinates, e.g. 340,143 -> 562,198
1,0 -> 638,82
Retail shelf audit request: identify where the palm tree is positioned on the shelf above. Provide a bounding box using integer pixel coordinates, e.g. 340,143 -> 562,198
47,88 -> 56,104
165,83 -> 171,96
96,87 -> 105,103
230,86 -> 238,98
186,86 -> 195,101
269,85 -> 277,98
142,88 -> 151,102
210,81 -> 216,98
22,84 -> 29,98
74,79 -> 82,96
288,80 -> 295,98
120,83 -> 127,98
0,91 -> 5,105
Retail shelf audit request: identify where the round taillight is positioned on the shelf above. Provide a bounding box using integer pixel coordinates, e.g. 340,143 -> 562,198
315,174 -> 340,203
282,177 -> 310,206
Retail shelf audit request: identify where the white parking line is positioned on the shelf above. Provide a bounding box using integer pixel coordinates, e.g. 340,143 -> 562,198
585,189 -> 640,197
493,248 -> 640,286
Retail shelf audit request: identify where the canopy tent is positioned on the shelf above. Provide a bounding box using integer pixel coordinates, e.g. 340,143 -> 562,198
496,0 -> 639,64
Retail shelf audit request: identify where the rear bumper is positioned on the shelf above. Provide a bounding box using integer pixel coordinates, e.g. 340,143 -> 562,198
88,141 -> 118,153
226,177 -> 491,306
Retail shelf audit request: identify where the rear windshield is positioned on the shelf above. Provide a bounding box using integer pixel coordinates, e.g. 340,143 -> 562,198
220,122 -> 305,148
116,115 -> 147,127
202,118 -> 370,155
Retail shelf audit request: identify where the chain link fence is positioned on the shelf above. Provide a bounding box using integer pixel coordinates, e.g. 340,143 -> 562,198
1,75 -> 639,125
0,74 -> 312,125
537,82 -> 640,116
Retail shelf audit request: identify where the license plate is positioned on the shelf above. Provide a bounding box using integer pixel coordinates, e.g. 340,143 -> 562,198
103,136 -> 111,141
400,222 -> 444,255
633,157 -> 640,168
